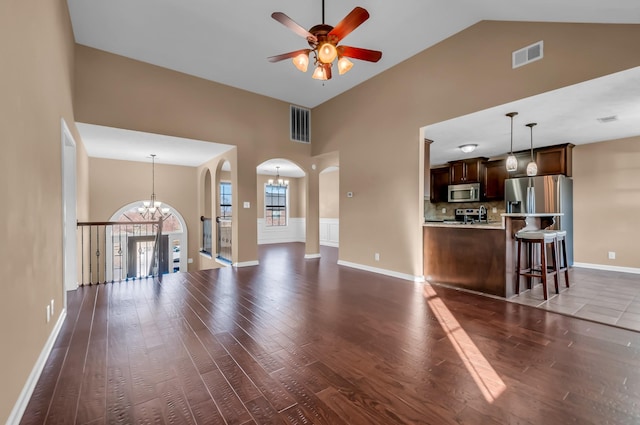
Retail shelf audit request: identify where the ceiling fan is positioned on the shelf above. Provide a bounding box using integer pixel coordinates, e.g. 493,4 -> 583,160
267,0 -> 382,81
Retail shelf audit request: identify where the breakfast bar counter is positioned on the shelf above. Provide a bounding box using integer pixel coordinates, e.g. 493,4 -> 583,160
423,213 -> 562,297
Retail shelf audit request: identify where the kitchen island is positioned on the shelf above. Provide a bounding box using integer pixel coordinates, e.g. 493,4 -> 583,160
423,213 -> 562,298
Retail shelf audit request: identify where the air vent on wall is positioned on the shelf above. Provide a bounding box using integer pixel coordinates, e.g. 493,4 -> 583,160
512,40 -> 544,69
290,105 -> 310,143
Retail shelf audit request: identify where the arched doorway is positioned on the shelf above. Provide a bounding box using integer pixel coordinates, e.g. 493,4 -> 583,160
106,202 -> 188,279
319,166 -> 340,248
256,159 -> 306,245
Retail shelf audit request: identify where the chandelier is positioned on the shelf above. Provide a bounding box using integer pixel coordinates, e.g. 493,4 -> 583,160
268,166 -> 289,187
138,154 -> 170,219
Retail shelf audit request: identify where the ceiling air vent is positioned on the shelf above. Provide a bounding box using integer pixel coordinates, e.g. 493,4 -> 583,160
512,40 -> 544,69
597,115 -> 618,123
290,105 -> 311,143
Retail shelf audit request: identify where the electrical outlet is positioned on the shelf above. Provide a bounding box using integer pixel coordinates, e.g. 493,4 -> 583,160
441,208 -> 446,214
51,299 -> 54,316
188,258 -> 193,264
46,305 -> 51,323
492,207 -> 498,213
374,253 -> 380,261
608,251 -> 616,260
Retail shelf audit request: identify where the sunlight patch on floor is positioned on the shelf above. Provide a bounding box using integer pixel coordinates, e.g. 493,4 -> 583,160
424,285 -> 506,403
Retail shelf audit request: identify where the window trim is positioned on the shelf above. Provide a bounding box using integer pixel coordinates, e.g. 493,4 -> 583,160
264,182 -> 289,228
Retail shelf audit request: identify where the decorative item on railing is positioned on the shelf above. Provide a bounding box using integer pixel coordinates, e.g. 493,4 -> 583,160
138,154 -> 171,220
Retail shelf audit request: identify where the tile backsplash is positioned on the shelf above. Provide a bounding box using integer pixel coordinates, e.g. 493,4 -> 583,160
425,200 -> 505,222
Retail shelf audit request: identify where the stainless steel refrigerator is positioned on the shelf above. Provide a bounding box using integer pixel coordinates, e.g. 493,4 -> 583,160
505,175 -> 573,265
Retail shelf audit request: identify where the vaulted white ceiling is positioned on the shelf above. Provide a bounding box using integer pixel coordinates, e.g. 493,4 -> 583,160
66,0 -> 640,108
68,1 -> 640,166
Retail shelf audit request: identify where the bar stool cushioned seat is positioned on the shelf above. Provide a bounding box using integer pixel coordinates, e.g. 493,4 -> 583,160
515,230 -> 559,300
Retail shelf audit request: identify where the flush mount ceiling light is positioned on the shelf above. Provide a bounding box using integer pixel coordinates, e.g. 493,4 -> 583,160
268,0 -> 382,80
138,154 -> 171,220
505,112 -> 518,172
459,144 -> 477,153
526,122 -> 538,176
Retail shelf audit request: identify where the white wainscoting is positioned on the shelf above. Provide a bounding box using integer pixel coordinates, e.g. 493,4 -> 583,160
258,218 -> 306,244
320,218 -> 339,247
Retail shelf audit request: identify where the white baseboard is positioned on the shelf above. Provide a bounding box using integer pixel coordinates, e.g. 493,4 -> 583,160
573,262 -> 640,275
304,253 -> 321,259
320,241 -> 339,248
337,260 -> 425,283
233,260 -> 259,268
258,218 -> 305,245
8,308 -> 67,425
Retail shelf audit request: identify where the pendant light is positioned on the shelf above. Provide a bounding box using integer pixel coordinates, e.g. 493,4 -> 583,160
138,154 -> 170,219
525,123 -> 538,176
505,112 -> 518,172
268,166 -> 289,187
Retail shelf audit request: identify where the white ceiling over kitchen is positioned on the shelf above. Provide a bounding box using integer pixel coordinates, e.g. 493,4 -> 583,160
426,66 -> 640,166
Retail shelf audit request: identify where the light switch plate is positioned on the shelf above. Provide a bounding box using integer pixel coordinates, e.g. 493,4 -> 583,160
243,201 -> 250,208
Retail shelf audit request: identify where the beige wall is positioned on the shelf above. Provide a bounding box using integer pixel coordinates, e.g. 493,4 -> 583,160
255,175 -> 306,219
312,21 -> 640,277
0,0 -> 82,421
88,158 -> 199,269
573,137 -> 640,268
74,45 -> 320,263
320,170 -> 340,219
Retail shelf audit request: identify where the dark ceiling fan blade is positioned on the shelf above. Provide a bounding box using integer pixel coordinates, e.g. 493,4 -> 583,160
328,7 -> 370,42
267,49 -> 311,63
271,12 -> 317,43
338,46 -> 382,62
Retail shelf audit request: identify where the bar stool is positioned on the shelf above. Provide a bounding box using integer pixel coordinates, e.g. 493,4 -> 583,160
515,230 -> 559,300
544,229 -> 570,288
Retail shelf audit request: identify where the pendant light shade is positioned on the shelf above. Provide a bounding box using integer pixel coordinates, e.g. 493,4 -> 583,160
505,112 -> 518,172
526,122 -> 538,176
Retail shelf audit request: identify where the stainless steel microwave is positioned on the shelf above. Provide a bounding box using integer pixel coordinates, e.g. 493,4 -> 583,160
448,183 -> 480,203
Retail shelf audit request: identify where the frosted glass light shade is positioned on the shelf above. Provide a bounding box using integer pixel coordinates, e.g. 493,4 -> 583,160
526,161 -> 538,176
292,53 -> 309,72
338,57 -> 353,75
318,43 -> 338,64
506,154 -> 518,172
312,66 -> 327,80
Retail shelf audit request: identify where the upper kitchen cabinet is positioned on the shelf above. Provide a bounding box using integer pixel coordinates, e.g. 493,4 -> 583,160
510,143 -> 574,177
449,158 -> 486,184
483,159 -> 508,201
430,166 -> 450,203
535,143 -> 574,177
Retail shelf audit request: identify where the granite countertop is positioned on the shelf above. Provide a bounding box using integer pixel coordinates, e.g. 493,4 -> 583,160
423,220 -> 505,230
501,213 -> 564,217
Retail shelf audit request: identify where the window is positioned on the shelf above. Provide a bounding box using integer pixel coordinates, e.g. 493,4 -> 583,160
265,184 -> 287,226
220,182 -> 232,219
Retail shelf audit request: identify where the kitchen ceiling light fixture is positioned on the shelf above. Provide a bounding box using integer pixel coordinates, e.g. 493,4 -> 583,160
268,0 -> 382,81
138,154 -> 171,219
459,144 -> 477,153
268,166 -> 289,187
526,122 -> 538,176
505,112 -> 518,172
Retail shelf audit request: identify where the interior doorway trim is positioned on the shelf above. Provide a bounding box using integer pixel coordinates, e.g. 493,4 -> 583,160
61,118 -> 77,295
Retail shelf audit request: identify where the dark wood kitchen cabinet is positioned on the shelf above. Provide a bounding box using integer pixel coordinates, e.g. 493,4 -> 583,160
449,158 -> 486,184
535,143 -> 574,176
511,143 -> 574,177
483,159 -> 508,201
430,166 -> 450,203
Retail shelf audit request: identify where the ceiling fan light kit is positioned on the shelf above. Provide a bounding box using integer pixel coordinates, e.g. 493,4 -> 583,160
268,1 -> 382,80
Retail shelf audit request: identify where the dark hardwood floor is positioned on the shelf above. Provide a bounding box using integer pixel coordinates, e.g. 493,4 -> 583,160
21,243 -> 640,424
